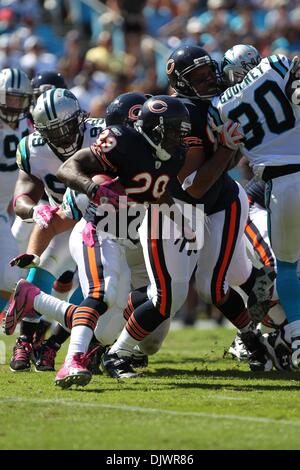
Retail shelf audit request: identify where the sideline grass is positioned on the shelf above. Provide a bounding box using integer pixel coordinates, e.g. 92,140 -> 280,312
1,328 -> 300,450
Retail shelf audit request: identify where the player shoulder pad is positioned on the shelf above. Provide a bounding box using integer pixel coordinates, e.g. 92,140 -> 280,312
16,135 -> 31,173
267,54 -> 290,79
61,188 -> 88,221
85,117 -> 106,128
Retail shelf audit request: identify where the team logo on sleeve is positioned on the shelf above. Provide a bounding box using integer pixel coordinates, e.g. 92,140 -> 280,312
148,100 -> 168,113
166,59 -> 175,75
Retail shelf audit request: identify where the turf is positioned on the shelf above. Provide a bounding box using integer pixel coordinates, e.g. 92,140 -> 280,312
1,327 -> 300,450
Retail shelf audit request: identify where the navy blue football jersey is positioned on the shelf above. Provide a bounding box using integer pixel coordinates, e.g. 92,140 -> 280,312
90,125 -> 185,204
168,97 -> 238,215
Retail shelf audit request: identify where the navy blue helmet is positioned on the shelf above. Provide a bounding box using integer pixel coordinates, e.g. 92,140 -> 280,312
105,92 -> 148,127
166,45 -> 222,100
135,95 -> 191,161
31,71 -> 67,105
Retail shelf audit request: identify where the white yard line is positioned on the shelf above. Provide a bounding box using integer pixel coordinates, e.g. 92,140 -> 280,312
1,396 -> 299,427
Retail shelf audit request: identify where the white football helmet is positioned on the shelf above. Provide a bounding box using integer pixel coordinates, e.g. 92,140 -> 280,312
222,45 -> 262,86
33,88 -> 86,159
0,68 -> 32,123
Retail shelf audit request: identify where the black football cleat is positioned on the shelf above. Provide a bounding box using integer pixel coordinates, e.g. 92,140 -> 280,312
10,336 -> 32,372
101,350 -> 139,378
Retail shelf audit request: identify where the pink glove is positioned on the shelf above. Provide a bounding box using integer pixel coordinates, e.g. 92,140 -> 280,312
91,178 -> 126,208
82,222 -> 96,247
32,204 -> 59,229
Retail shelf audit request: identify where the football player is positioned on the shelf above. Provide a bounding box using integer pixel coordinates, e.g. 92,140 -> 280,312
5,94 -> 193,386
4,92 -> 150,378
162,46 -> 272,369
8,88 -> 106,372
0,68 -> 33,310
209,51 -> 300,369
221,46 -> 287,361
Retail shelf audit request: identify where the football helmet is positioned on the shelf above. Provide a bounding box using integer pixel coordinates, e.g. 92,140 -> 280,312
222,45 -> 262,86
0,68 -> 32,123
31,71 -> 67,106
105,92 -> 148,127
135,95 -> 191,161
166,45 -> 222,100
33,88 -> 85,159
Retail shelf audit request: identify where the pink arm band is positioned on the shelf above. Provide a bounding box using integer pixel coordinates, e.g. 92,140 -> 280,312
13,193 -> 31,208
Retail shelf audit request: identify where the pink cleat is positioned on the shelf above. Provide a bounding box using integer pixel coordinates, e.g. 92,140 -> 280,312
3,279 -> 40,335
55,352 -> 93,389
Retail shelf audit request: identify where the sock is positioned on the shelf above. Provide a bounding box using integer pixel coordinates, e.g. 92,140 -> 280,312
33,319 -> 51,343
217,288 -> 251,331
109,327 -> 140,357
33,291 -> 73,327
276,260 -> 300,328
66,325 -> 94,360
20,320 -> 38,342
239,267 -> 259,296
110,300 -> 161,357
65,301 -> 102,360
27,268 -> 55,294
47,323 -> 70,346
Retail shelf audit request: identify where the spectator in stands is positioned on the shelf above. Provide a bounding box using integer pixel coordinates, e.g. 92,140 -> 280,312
20,35 -> 57,78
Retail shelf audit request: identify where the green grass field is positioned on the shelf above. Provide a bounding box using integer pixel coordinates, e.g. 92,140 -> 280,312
1,327 -> 300,450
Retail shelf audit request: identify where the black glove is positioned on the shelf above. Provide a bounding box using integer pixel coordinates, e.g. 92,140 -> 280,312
10,253 -> 40,269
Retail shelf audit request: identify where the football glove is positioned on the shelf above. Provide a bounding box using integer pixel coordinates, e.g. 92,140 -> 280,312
91,178 -> 125,208
219,120 -> 244,150
82,222 -> 96,247
32,204 -> 59,229
10,253 -> 40,269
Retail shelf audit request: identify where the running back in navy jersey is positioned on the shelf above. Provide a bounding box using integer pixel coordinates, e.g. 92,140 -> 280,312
90,125 -> 185,204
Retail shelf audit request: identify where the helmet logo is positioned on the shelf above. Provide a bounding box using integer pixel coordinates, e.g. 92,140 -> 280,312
148,100 -> 168,113
128,104 -> 142,121
166,59 -> 175,75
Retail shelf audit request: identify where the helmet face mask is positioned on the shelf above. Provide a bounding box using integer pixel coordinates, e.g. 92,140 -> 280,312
135,96 -> 191,161
166,46 -> 222,100
33,88 -> 85,159
222,44 -> 262,86
0,68 -> 32,124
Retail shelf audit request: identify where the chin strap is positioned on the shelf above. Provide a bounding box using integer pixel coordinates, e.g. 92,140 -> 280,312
135,126 -> 171,161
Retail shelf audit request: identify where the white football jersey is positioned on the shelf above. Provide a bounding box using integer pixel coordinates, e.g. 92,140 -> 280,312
209,55 -> 300,172
61,187 -> 89,221
0,116 -> 33,212
16,118 -> 106,205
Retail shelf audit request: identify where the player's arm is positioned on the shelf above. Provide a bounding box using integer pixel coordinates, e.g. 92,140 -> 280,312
57,130 -> 119,204
13,169 -> 44,220
56,147 -> 103,198
179,123 -> 241,199
10,209 -> 76,269
27,210 -> 76,256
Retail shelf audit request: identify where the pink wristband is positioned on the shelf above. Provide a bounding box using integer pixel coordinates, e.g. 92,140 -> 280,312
13,193 -> 31,208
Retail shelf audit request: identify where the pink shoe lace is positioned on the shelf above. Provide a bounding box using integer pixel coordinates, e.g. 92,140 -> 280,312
72,346 -> 101,369
14,340 -> 32,362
